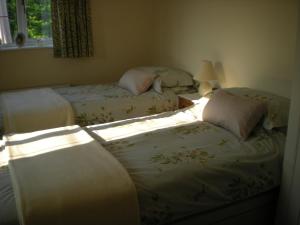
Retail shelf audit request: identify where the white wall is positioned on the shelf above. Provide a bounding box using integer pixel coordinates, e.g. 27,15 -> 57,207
153,0 -> 298,97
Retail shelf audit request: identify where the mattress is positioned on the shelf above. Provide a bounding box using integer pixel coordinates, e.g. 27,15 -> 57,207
0,105 -> 286,225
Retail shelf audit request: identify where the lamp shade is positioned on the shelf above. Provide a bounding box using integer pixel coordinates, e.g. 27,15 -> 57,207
195,60 -> 217,81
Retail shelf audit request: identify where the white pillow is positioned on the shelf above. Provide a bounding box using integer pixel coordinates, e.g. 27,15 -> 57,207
203,90 -> 267,140
152,77 -> 163,94
138,67 -> 194,88
225,87 -> 290,130
118,69 -> 156,95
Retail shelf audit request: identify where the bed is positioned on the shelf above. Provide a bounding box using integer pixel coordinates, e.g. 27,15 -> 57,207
88,104 -> 286,225
0,67 -> 197,135
54,83 -> 181,126
0,88 -> 289,225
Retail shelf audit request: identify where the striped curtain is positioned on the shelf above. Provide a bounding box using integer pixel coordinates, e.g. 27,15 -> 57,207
51,0 -> 93,58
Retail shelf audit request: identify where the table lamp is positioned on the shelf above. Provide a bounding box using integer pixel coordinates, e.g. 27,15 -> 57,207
194,60 -> 217,96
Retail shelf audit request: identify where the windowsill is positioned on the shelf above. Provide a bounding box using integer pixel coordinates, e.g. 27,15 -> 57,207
0,44 -> 53,51
0,39 -> 53,51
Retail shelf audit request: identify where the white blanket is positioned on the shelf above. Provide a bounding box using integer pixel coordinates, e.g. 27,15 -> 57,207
3,126 -> 140,225
1,88 -> 74,134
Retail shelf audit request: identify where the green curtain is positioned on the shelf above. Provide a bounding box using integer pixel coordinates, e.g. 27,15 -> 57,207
51,0 -> 93,58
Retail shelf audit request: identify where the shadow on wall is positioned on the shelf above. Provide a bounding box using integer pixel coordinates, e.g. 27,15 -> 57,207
214,61 -> 226,89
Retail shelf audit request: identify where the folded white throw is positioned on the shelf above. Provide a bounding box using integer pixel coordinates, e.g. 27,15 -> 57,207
3,125 -> 140,225
1,88 -> 74,134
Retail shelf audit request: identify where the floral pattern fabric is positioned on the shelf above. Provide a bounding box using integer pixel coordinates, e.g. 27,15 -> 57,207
54,83 -> 178,127
0,84 -> 180,134
224,88 -> 290,130
88,104 -> 286,225
138,67 -> 195,88
0,104 -> 286,225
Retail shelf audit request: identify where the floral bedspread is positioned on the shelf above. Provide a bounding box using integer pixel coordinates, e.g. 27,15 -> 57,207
54,84 -> 178,127
88,104 -> 286,225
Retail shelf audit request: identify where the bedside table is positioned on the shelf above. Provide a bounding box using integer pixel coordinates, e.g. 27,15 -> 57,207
178,93 -> 202,109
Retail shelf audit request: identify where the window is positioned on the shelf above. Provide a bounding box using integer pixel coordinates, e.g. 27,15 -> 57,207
0,0 -> 52,49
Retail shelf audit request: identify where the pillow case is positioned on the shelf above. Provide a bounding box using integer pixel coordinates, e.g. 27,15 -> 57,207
203,90 -> 267,140
225,87 -> 290,130
138,66 -> 194,88
166,86 -> 198,95
118,69 -> 156,95
152,77 -> 163,94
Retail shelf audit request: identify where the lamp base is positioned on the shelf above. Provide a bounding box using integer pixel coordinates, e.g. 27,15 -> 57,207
198,81 -> 213,96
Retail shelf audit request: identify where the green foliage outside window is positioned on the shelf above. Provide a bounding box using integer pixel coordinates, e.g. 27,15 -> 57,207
26,0 -> 52,39
7,0 -> 52,40
7,0 -> 17,39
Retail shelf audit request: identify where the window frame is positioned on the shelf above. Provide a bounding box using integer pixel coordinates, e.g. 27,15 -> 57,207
0,0 -> 53,50
16,0 -> 27,37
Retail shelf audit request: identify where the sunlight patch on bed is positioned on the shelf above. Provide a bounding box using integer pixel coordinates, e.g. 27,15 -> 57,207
0,126 -> 93,167
194,96 -> 210,121
89,97 -> 210,142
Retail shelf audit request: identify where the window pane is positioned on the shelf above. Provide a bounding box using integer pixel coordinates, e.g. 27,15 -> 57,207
0,0 -> 15,44
7,0 -> 17,40
26,0 -> 52,39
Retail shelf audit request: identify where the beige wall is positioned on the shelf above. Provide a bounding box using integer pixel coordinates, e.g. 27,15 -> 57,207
0,0 -> 154,91
1,0 -> 298,97
153,0 -> 298,97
